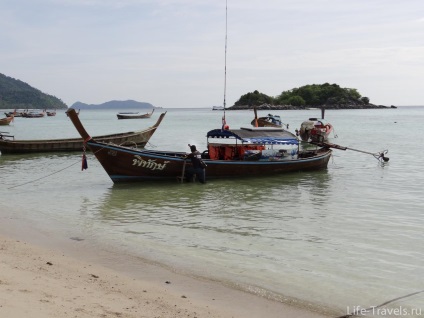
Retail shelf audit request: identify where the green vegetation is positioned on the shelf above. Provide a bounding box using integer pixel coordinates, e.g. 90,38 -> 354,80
234,83 -> 371,108
234,90 -> 274,107
0,73 -> 67,109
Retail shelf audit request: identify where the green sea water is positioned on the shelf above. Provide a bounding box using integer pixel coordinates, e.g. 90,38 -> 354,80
1,106 -> 423,317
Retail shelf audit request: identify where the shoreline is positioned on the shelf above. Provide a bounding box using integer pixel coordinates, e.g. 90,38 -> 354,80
0,216 -> 332,318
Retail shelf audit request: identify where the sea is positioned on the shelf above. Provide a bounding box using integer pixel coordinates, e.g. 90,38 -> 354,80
1,106 -> 423,317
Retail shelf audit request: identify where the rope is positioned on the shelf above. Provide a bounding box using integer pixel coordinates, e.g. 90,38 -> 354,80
119,140 -> 138,148
145,141 -> 157,148
7,144 -> 107,190
7,159 -> 82,189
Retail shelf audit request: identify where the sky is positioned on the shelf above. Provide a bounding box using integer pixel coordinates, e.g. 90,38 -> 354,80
1,0 -> 423,108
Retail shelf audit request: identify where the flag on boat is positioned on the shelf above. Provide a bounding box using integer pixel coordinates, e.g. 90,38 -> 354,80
221,115 -> 229,130
81,153 -> 88,170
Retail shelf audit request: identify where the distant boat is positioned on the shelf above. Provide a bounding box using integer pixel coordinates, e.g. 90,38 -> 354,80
251,108 -> 283,128
4,109 -> 23,117
212,106 -> 224,111
117,109 -> 154,119
0,112 -> 166,154
46,110 -> 57,116
22,110 -> 46,118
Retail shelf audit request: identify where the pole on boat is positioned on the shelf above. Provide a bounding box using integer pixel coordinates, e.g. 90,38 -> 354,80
345,146 -> 389,162
180,159 -> 187,183
253,107 -> 258,127
311,141 -> 390,162
222,0 -> 228,124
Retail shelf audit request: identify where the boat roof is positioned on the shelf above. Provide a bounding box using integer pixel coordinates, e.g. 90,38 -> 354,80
206,127 -> 299,145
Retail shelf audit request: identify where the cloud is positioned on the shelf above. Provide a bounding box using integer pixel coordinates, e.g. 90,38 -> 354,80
1,0 -> 423,106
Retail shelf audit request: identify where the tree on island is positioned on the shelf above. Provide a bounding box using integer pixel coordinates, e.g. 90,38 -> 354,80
231,83 -> 383,109
234,90 -> 273,107
0,73 -> 67,109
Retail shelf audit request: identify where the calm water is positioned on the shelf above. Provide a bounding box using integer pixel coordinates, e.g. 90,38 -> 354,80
1,107 -> 423,317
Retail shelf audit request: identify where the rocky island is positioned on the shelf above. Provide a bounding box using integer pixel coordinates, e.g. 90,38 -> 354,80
227,83 -> 396,110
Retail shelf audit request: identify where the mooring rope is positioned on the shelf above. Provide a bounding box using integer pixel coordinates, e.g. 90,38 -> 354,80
7,159 -> 82,189
7,146 -> 107,190
6,139 -> 150,190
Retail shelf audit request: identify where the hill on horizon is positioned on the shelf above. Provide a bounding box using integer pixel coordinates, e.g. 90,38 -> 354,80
70,100 -> 155,110
0,73 -> 67,110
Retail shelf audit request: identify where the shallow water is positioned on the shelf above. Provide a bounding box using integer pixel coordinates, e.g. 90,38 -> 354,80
1,107 -> 424,316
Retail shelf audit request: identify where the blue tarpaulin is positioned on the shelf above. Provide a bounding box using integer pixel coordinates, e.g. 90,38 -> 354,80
206,128 -> 299,145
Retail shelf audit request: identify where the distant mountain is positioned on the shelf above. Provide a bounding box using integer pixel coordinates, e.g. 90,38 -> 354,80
0,73 -> 67,110
70,100 -> 155,110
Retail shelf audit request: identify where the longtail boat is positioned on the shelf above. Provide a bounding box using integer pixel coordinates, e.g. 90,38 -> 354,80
22,110 -> 46,118
0,112 -> 166,154
0,114 -> 14,126
117,109 -> 154,119
251,108 -> 284,128
66,108 -> 332,183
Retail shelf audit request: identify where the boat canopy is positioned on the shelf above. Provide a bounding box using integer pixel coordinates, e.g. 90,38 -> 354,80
206,127 -> 299,145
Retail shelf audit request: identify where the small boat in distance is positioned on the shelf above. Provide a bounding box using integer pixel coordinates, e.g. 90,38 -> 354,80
251,108 -> 284,128
46,110 -> 57,116
5,109 -> 27,117
0,112 -> 166,154
212,106 -> 225,110
22,110 -> 46,118
66,108 -> 332,183
117,109 -> 154,119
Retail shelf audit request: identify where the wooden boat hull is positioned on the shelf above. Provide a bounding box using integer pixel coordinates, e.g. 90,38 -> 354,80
83,141 -> 331,182
22,111 -> 46,118
250,118 -> 282,128
66,108 -> 331,183
251,108 -> 282,128
0,116 -> 13,126
0,112 -> 166,154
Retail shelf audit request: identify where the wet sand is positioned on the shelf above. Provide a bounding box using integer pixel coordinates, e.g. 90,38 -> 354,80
0,231 -> 331,318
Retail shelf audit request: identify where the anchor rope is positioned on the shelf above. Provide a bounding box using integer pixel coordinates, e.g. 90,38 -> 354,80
7,146 -> 106,189
7,159 -> 82,189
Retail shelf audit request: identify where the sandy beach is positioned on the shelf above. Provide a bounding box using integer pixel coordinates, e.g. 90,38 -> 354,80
0,233 -> 331,318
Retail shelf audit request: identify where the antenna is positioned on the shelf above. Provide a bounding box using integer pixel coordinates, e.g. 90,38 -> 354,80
223,0 -> 227,119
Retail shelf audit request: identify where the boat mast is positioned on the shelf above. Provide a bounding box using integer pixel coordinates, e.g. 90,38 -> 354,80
223,0 -> 228,120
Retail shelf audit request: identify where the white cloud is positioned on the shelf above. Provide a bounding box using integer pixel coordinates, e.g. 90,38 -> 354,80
1,0 -> 423,106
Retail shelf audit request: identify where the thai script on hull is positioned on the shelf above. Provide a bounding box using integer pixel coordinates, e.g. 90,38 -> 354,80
132,155 -> 170,171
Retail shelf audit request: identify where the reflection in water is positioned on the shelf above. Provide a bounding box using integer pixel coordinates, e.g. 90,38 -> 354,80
94,170 -> 332,245
0,153 -> 84,190
87,171 -> 336,309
